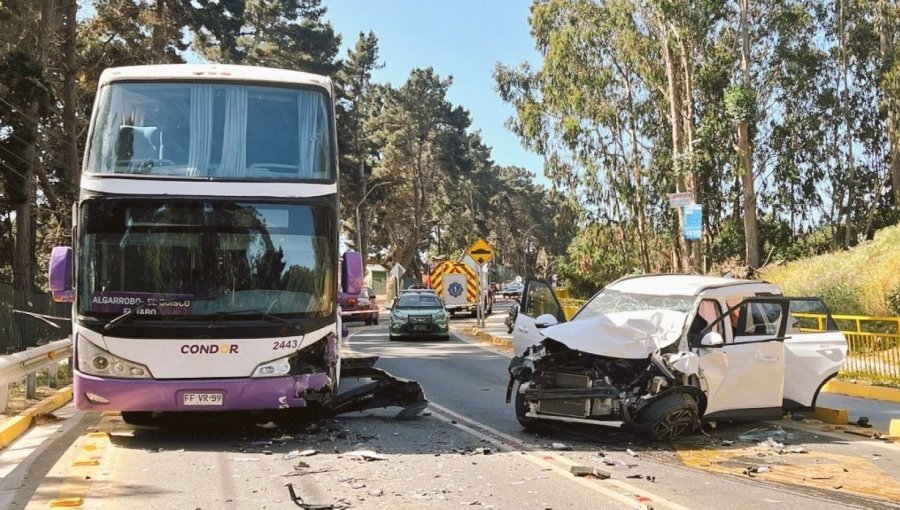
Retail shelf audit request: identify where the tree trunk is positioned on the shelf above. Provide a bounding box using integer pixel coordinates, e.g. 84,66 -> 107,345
738,0 -> 760,270
63,0 -> 79,191
880,0 -> 900,208
838,0 -> 857,248
152,0 -> 166,61
660,32 -> 690,271
678,32 -> 701,272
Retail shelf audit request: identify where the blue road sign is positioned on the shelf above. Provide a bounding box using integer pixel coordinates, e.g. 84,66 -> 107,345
684,204 -> 703,240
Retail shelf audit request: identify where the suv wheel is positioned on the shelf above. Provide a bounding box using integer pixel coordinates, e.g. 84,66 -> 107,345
514,382 -> 541,431
634,393 -> 699,441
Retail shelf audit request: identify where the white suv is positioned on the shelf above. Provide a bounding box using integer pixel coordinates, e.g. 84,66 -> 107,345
507,275 -> 847,440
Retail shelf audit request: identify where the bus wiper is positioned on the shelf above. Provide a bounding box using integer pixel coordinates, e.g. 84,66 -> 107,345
104,301 -> 162,332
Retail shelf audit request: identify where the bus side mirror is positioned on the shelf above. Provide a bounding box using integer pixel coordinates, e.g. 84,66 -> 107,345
49,246 -> 74,303
342,250 -> 364,295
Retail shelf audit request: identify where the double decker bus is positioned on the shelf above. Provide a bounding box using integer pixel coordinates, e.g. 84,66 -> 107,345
48,64 -> 349,423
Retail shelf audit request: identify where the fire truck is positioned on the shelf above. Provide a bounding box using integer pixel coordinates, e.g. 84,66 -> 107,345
429,258 -> 493,317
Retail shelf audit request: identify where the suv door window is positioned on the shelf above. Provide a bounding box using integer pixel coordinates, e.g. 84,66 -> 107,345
524,281 -> 564,322
735,301 -> 784,339
689,299 -> 723,344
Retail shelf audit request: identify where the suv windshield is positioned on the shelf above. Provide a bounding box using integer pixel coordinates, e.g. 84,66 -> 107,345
573,289 -> 695,322
86,82 -> 334,180
397,294 -> 443,309
77,200 -> 335,320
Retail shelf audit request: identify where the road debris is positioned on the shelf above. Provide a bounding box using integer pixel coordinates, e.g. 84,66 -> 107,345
256,421 -> 277,429
344,449 -> 388,461
626,448 -> 639,458
721,440 -> 734,446
745,466 -> 771,477
738,426 -> 791,443
285,483 -> 349,509
551,442 -> 572,451
251,440 -> 273,448
282,449 -> 320,459
570,465 -> 612,479
856,416 -> 872,428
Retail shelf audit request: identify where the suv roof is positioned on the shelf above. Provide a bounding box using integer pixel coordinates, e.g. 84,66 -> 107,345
608,274 -> 777,297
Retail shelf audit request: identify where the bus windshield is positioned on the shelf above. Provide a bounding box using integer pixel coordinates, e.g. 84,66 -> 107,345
77,200 -> 335,320
86,82 -> 334,180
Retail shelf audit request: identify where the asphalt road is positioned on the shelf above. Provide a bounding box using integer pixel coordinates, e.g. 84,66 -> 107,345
2,306 -> 898,510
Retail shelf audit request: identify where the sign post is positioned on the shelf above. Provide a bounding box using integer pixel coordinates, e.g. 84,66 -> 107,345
465,239 -> 495,328
389,263 -> 405,298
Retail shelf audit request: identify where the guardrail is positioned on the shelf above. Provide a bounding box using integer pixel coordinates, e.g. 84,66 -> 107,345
0,339 -> 72,413
560,299 -> 585,320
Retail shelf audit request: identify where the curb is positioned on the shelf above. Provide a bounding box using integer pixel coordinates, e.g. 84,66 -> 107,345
468,327 -> 513,349
0,386 -> 73,449
823,379 -> 900,403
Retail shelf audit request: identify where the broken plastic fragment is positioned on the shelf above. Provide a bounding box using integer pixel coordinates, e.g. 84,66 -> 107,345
256,421 -> 277,429
344,450 -> 387,461
570,465 -> 611,479
551,442 -> 572,451
738,426 -> 792,443
626,448 -> 639,458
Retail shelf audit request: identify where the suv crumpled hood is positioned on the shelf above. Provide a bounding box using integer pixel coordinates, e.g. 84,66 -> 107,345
541,309 -> 687,359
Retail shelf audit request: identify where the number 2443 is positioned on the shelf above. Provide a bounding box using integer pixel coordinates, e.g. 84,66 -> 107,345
273,339 -> 299,350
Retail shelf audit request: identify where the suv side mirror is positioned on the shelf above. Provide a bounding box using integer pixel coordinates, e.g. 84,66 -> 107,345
535,313 -> 558,329
700,332 -> 724,347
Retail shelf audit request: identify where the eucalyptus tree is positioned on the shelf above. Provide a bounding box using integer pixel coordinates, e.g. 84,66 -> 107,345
336,31 -> 382,259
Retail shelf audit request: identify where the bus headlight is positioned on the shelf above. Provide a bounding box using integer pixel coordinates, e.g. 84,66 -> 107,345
251,357 -> 292,378
77,335 -> 152,379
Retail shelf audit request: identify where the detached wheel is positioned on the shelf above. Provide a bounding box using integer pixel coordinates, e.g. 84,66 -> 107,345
514,382 -> 540,431
634,393 -> 698,441
121,411 -> 155,427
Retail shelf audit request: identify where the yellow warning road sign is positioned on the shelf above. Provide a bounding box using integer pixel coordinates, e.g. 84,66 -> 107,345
466,238 -> 495,265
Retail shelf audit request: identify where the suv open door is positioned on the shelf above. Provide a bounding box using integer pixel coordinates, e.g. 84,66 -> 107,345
511,280 -> 567,355
693,297 -> 790,421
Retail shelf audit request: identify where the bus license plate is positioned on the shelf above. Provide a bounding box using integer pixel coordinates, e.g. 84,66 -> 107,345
182,392 -> 224,406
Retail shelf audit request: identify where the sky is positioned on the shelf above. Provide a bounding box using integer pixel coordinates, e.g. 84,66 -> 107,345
324,0 -> 546,183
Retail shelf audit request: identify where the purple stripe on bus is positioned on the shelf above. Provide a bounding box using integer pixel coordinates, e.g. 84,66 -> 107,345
74,371 -> 332,412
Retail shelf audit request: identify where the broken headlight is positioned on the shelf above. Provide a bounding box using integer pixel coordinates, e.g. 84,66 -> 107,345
251,334 -> 334,378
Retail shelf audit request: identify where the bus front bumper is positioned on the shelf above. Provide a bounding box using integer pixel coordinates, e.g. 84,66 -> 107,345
74,371 -> 333,412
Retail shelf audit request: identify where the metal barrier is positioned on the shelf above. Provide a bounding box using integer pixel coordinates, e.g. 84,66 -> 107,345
0,339 -> 72,413
560,299 -> 585,320
794,313 -> 900,383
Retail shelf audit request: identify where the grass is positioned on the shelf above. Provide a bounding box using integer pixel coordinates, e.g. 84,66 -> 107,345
761,224 -> 900,317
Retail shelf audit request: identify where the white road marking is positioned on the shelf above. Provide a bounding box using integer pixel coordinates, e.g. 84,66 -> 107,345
427,401 -> 692,510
